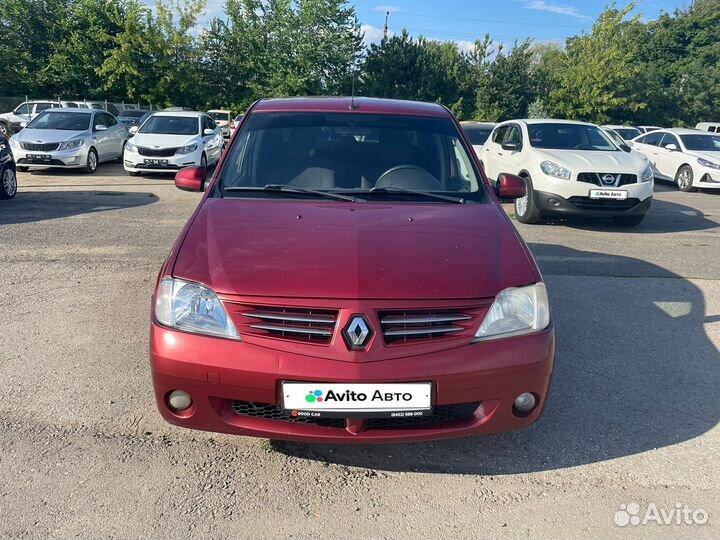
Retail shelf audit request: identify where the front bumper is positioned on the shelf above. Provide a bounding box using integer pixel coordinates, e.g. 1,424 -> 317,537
535,189 -> 652,217
150,323 -> 555,443
14,145 -> 89,168
124,148 -> 200,173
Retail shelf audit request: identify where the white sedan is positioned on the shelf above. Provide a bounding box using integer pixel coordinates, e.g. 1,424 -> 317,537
630,128 -> 720,191
123,111 -> 223,176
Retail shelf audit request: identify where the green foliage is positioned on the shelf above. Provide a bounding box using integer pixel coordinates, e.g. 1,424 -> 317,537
0,0 -> 718,126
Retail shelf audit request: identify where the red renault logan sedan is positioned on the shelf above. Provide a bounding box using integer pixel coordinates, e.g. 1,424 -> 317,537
151,97 -> 555,443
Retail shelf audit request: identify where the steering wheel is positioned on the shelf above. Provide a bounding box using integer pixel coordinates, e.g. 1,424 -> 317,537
375,164 -> 442,190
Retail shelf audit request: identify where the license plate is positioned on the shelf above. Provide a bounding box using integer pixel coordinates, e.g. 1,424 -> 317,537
282,382 -> 432,418
144,158 -> 168,166
27,154 -> 51,161
589,189 -> 628,200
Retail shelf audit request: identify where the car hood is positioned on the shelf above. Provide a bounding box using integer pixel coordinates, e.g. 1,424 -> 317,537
687,150 -> 720,163
535,148 -> 647,172
172,199 -> 536,300
131,133 -> 198,148
14,128 -> 88,143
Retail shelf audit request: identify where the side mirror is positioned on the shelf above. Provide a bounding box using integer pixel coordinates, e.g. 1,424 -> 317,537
496,173 -> 526,199
203,128 -> 215,136
620,144 -> 631,153
664,143 -> 678,151
129,125 -> 138,134
175,166 -> 205,192
95,124 -> 107,131
501,142 -> 520,151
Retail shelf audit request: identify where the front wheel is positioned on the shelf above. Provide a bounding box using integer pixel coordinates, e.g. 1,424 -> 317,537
613,214 -> 646,227
200,153 -> 207,177
675,165 -> 695,192
0,123 -> 10,137
514,176 -> 542,224
0,167 -> 17,199
84,148 -> 98,174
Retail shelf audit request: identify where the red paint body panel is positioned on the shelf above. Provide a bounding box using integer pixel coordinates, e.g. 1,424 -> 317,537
150,97 -> 556,442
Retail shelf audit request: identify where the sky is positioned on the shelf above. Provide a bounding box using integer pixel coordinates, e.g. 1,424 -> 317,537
145,0 -> 689,50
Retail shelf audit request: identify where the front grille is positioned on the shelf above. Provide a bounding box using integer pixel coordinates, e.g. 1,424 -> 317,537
577,172 -> 638,187
137,146 -> 177,157
20,142 -> 59,151
378,310 -> 472,344
568,197 -> 641,210
231,401 -> 346,427
230,400 -> 480,430
242,306 -> 338,343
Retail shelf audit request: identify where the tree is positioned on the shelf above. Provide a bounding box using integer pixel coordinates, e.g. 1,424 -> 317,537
551,4 -> 650,124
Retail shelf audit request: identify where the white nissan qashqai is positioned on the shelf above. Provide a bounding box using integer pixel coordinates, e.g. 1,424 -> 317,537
482,120 -> 654,226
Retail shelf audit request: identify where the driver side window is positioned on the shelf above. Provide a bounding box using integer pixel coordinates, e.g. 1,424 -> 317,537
503,125 -> 522,146
15,103 -> 30,115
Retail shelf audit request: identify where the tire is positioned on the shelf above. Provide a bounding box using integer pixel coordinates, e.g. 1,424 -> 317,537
514,175 -> 542,224
200,153 -> 207,178
0,166 -> 17,199
0,123 -> 10,137
116,142 -> 126,163
17,166 -> 29,172
675,165 -> 695,192
84,148 -> 98,174
613,214 -> 646,227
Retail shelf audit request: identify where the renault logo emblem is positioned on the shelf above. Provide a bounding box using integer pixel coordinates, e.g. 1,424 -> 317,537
342,315 -> 373,350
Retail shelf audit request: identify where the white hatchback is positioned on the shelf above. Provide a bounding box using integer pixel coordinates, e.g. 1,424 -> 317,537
630,128 -> 720,191
123,111 -> 223,176
482,119 -> 654,226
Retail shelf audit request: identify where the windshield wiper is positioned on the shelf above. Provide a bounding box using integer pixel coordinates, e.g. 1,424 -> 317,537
223,184 -> 360,202
367,186 -> 466,204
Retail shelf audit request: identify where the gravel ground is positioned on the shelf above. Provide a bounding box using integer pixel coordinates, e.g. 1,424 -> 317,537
0,164 -> 718,539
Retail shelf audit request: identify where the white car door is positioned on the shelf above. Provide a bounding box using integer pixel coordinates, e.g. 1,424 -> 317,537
93,112 -> 113,161
105,114 -> 125,157
483,124 -> 510,183
500,123 -> 524,175
632,131 -> 666,179
201,116 -> 223,164
655,132 -> 683,181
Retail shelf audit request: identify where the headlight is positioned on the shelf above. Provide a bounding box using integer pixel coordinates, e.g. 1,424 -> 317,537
698,158 -> 720,170
155,277 -> 239,339
58,139 -> 84,150
641,165 -> 653,182
9,137 -> 20,149
125,141 -> 136,153
176,143 -> 198,155
475,283 -> 550,341
540,160 -> 571,180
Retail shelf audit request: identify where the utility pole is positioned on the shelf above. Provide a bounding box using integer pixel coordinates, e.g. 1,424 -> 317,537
383,11 -> 390,41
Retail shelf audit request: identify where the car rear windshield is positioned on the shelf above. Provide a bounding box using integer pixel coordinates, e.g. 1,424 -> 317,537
218,112 -> 483,199
26,112 -> 91,131
614,127 -> 642,140
679,134 -> 720,151
528,123 -> 617,151
209,112 -> 229,121
139,116 -> 199,135
463,125 -> 492,145
119,110 -> 148,119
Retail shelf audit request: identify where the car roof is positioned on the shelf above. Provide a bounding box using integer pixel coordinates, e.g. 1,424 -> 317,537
603,124 -> 640,129
208,109 -> 230,113
661,128 -> 708,135
252,97 -> 449,117
40,108 -> 94,114
151,111 -> 203,118
516,118 -> 598,127
461,121 -> 496,128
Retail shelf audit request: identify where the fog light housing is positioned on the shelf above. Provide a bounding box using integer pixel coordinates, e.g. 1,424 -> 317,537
167,390 -> 193,412
513,392 -> 537,416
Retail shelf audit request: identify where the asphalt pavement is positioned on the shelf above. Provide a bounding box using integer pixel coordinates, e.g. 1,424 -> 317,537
1,164 -> 718,539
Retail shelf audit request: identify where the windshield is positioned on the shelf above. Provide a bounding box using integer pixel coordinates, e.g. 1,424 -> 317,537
217,112 -> 482,199
139,116 -> 199,135
614,127 -> 641,140
26,112 -> 91,131
463,125 -> 493,145
529,123 -> 617,151
209,112 -> 229,121
680,134 -> 720,151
